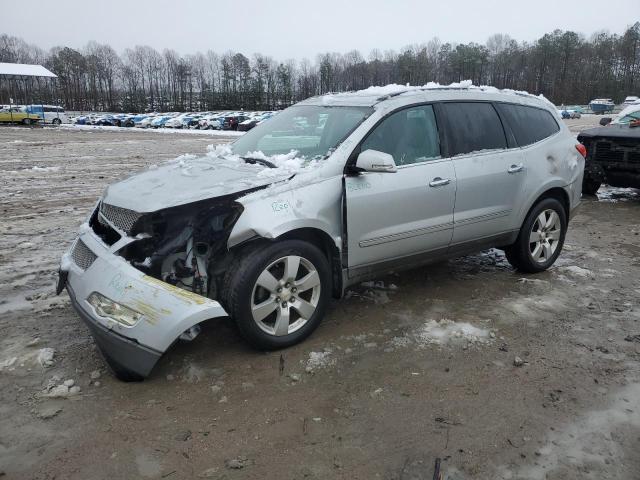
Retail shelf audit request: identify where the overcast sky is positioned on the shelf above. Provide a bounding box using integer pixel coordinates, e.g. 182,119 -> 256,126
3,0 -> 639,59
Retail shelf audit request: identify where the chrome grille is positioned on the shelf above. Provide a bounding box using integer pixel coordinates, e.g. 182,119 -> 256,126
71,239 -> 96,270
98,202 -> 142,234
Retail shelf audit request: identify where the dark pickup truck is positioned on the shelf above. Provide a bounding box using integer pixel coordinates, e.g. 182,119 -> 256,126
578,123 -> 640,194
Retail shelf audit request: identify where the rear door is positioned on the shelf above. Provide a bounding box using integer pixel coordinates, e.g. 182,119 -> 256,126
346,104 -> 456,271
436,102 -> 527,245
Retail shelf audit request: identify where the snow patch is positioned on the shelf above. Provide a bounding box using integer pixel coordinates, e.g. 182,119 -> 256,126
415,319 -> 491,346
498,382 -> 640,479
61,124 -> 244,137
28,166 -> 60,172
388,318 -> 493,350
37,347 -> 55,367
558,265 -> 594,278
305,350 -> 334,372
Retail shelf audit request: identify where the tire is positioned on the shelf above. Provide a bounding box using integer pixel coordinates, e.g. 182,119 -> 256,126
100,349 -> 144,382
582,176 -> 601,195
22,118 -> 31,125
504,197 -> 567,273
52,118 -> 62,126
221,240 -> 331,350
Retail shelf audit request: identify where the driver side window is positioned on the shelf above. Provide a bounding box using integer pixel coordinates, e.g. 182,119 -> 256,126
361,105 -> 440,166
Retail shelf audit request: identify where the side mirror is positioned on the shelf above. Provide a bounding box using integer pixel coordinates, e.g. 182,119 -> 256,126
355,149 -> 397,173
599,117 -> 612,126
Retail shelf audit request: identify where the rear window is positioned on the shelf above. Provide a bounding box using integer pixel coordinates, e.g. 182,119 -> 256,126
496,103 -> 560,147
438,102 -> 507,156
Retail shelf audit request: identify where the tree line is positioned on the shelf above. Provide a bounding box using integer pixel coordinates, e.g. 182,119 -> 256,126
1,23 -> 639,112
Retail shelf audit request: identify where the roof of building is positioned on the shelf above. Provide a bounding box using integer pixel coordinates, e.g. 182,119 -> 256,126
0,63 -> 57,79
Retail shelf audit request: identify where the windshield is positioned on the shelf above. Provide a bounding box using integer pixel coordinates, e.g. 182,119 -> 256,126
231,105 -> 372,160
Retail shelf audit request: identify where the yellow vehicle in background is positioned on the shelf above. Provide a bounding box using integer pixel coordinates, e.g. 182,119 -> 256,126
0,107 -> 41,125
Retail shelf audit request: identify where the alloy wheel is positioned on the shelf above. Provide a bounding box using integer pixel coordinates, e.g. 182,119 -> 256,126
529,209 -> 561,263
251,255 -> 321,336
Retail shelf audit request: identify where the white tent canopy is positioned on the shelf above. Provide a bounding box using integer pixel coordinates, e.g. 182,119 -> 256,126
0,63 -> 57,79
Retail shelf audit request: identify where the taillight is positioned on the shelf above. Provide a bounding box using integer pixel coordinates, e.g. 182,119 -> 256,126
575,143 -> 587,158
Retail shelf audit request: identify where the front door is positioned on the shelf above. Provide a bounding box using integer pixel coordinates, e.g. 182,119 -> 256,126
345,104 -> 456,271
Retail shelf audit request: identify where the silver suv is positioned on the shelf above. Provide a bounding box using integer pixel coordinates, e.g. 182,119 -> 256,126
58,86 -> 585,380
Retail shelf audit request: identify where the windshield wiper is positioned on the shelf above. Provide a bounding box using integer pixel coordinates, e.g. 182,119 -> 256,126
241,156 -> 276,168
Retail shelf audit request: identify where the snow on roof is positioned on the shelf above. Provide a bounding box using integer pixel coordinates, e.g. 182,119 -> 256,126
0,63 -> 57,78
301,80 -> 553,109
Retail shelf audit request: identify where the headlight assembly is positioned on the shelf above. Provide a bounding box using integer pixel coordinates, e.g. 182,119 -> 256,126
87,292 -> 142,327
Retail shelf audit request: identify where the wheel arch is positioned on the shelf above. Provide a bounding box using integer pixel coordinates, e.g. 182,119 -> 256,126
228,226 -> 343,299
522,184 -> 571,225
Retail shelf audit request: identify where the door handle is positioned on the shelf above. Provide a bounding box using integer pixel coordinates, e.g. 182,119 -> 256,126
429,177 -> 451,187
508,163 -> 524,174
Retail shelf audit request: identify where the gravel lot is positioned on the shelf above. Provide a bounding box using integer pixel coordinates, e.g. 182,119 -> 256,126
1,120 -> 639,479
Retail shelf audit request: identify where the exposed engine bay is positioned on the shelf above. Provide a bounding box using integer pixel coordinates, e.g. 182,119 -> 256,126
89,194 -> 249,301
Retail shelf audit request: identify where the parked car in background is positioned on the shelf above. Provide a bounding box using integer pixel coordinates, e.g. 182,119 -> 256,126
199,113 -> 225,130
622,96 -> 639,106
25,105 -> 68,125
58,86 -> 584,380
0,107 -> 41,125
151,115 -> 175,128
237,112 -> 275,131
137,115 -> 157,128
578,113 -> 640,194
560,109 -> 581,119
223,114 -> 250,130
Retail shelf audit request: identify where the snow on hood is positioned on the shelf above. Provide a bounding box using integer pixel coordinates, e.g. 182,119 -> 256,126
102,144 -> 313,213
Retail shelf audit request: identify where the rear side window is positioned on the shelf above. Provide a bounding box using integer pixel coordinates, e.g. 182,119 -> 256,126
361,104 -> 440,166
438,102 -> 507,156
496,104 -> 560,147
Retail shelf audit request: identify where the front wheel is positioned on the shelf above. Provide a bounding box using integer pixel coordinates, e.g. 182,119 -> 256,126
52,118 -> 62,126
222,240 -> 331,350
22,118 -> 31,125
504,197 -> 567,273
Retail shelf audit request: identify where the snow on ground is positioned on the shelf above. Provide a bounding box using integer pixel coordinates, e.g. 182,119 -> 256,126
498,381 -> 640,479
58,124 -> 245,137
389,318 -> 493,350
596,186 -> 640,203
557,265 -> 595,278
305,349 -> 334,372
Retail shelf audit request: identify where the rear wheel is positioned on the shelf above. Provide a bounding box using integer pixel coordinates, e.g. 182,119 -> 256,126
504,197 -> 567,273
222,240 -> 331,350
582,176 -> 601,195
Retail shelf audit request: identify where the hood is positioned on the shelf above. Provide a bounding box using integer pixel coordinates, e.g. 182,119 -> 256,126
578,124 -> 640,141
103,156 -> 291,213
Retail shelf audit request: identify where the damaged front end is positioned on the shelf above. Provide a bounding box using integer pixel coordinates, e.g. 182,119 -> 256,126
92,195 -> 244,300
60,191 -> 256,380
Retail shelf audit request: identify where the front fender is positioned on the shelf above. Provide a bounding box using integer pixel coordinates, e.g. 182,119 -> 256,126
228,176 -> 343,250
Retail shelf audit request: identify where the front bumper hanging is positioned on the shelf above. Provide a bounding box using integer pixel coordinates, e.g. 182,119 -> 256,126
60,225 -> 229,378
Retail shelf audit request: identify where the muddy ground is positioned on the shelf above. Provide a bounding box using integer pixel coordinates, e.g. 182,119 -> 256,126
1,119 -> 639,480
